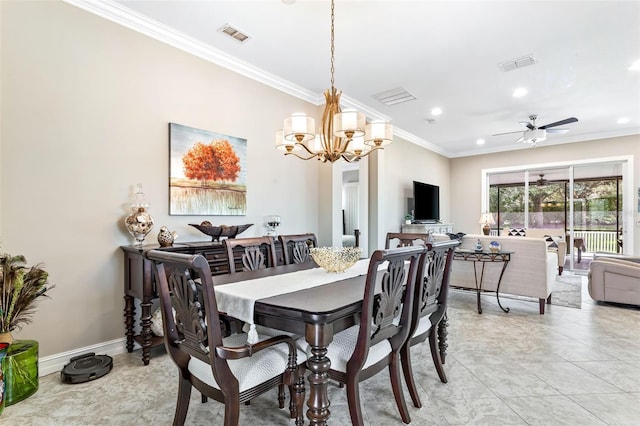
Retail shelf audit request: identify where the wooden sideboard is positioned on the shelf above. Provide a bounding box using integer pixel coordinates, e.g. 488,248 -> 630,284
120,240 -> 286,365
401,223 -> 454,234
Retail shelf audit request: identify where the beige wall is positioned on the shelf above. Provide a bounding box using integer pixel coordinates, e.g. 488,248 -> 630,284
383,137 -> 451,233
450,135 -> 639,255
1,1 -> 321,356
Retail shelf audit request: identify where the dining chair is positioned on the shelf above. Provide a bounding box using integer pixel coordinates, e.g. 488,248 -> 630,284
385,232 -> 432,249
301,245 -> 425,425
278,233 -> 318,265
400,239 -> 459,408
224,236 -> 278,273
145,250 -> 306,426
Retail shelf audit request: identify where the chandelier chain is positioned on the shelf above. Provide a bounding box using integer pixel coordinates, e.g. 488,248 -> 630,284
330,0 -> 335,90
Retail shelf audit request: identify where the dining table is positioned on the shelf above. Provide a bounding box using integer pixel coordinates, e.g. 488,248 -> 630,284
210,259 -> 449,426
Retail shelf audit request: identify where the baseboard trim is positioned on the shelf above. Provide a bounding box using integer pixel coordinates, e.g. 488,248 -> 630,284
39,338 -> 129,377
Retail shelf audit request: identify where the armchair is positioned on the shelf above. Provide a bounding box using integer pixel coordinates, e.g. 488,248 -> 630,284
588,255 -> 640,306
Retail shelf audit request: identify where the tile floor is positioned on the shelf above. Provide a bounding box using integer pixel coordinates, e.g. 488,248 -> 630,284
2,281 -> 639,425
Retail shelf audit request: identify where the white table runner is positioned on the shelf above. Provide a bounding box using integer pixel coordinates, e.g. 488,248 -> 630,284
215,258 -> 371,344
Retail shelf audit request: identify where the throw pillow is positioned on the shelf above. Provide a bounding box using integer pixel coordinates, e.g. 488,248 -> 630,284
447,232 -> 466,240
508,228 -> 526,237
544,235 -> 558,249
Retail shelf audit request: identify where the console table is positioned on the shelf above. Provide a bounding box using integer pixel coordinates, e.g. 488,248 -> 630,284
120,240 -> 285,365
453,249 -> 512,314
401,223 -> 454,234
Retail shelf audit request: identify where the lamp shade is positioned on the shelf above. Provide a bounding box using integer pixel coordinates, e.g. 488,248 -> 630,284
365,121 -> 393,146
334,109 -> 365,138
479,212 -> 495,225
284,113 -> 315,142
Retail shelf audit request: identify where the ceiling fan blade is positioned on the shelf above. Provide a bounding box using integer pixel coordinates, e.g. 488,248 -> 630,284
492,130 -> 524,136
539,117 -> 578,129
518,121 -> 535,130
546,128 -> 570,134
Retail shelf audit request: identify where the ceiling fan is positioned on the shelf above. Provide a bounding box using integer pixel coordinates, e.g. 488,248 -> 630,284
535,174 -> 548,186
493,115 -> 578,146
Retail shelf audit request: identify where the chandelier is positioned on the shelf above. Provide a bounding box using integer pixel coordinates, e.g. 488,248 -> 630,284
275,0 -> 393,163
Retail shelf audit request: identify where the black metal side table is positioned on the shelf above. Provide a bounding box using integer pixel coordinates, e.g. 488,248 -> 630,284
453,249 -> 513,314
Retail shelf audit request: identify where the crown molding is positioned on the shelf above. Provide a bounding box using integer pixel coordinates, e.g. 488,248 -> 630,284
63,0 -> 321,104
63,0 -> 449,157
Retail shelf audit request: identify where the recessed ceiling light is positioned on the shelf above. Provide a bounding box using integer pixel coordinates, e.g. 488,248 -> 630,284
431,107 -> 442,116
617,117 -> 630,124
512,87 -> 528,97
476,139 -> 485,145
629,59 -> 640,71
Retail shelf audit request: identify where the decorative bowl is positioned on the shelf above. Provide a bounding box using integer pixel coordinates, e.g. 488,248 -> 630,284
189,223 -> 253,242
310,247 -> 361,273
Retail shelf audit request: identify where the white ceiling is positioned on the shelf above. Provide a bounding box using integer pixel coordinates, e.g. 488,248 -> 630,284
74,0 -> 640,157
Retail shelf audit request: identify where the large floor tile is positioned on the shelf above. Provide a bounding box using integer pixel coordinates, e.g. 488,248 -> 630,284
503,395 -> 607,426
568,393 -> 640,425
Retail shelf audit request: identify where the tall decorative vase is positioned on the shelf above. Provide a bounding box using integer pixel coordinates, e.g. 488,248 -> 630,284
124,184 -> 154,246
0,342 -> 10,415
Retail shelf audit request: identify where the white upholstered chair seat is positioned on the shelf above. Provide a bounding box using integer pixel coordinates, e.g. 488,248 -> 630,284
299,325 -> 392,373
413,315 -> 433,338
188,333 -> 307,393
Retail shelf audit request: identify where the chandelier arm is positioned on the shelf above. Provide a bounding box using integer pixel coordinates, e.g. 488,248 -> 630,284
284,151 -> 319,161
295,142 -> 319,156
353,146 -> 384,159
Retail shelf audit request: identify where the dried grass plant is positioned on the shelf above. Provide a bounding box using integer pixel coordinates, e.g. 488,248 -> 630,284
0,254 -> 54,335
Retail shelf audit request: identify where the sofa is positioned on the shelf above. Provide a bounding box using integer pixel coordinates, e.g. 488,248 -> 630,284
588,255 -> 640,306
435,234 -> 557,314
501,228 -> 567,275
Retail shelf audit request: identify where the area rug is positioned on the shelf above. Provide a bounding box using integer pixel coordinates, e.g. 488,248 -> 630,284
549,272 -> 584,309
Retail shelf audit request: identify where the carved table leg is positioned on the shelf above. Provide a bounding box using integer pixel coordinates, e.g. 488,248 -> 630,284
124,295 -> 135,353
438,311 -> 449,365
140,301 -> 153,365
306,323 -> 332,426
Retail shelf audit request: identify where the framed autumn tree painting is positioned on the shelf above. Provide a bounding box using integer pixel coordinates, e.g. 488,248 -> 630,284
169,123 -> 247,215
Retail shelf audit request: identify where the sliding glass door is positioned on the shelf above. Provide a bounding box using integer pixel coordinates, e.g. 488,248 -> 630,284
486,159 -> 627,273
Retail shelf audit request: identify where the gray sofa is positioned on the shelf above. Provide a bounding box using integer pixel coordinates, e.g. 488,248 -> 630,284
588,255 -> 640,306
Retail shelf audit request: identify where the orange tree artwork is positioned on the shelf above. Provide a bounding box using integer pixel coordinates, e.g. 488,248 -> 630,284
182,139 -> 241,185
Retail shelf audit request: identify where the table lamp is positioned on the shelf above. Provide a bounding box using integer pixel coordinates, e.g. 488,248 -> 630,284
479,212 -> 495,235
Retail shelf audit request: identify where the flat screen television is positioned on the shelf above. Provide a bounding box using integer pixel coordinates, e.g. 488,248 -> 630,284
412,181 -> 440,223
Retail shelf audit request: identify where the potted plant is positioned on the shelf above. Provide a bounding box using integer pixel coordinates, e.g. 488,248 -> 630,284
0,254 -> 53,344
404,214 -> 414,225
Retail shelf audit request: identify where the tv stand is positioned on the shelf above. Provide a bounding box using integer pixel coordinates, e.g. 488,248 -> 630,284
401,222 -> 453,234
412,220 -> 438,224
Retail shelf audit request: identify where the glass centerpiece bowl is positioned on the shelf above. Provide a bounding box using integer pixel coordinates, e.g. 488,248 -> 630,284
310,247 -> 361,273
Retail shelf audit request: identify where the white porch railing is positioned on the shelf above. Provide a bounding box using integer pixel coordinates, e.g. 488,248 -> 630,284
573,230 -> 619,254
487,229 -> 619,254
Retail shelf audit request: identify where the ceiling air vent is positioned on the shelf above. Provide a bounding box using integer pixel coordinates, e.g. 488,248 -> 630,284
218,23 -> 251,43
373,87 -> 417,106
498,54 -> 537,72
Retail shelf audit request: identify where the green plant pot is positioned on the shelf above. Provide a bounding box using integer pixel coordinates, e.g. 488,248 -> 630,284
0,342 -> 10,415
1,340 -> 39,406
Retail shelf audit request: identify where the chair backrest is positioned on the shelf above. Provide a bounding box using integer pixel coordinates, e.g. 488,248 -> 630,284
145,250 -> 237,389
385,232 -> 431,249
409,239 -> 459,338
278,233 -> 318,265
224,236 -> 278,273
349,246 -> 425,372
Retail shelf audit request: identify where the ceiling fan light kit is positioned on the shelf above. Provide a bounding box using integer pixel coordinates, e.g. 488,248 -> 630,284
494,114 -> 578,148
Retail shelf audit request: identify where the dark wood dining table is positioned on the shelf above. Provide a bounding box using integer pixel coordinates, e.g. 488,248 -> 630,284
211,261 -> 449,426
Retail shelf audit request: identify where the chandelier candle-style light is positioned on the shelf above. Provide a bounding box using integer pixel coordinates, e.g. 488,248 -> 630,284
275,0 -> 393,163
